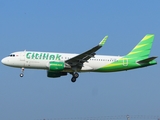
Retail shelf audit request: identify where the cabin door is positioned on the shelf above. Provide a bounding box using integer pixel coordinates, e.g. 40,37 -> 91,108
123,58 -> 128,66
20,51 -> 25,61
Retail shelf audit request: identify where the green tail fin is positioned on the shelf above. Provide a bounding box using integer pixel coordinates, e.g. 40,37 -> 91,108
125,34 -> 155,59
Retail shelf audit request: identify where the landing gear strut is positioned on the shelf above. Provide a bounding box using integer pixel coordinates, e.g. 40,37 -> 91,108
20,67 -> 24,77
71,72 -> 79,82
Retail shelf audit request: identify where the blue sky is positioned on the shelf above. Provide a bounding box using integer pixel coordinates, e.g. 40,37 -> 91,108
0,1 -> 160,120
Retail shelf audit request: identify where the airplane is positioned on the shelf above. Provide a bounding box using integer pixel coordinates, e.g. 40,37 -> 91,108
1,34 -> 158,82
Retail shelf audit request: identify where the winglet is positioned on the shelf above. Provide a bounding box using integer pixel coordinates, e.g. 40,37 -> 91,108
99,36 -> 108,46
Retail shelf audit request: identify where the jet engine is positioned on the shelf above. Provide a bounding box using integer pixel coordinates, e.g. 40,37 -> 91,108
47,71 -> 67,78
47,61 -> 71,71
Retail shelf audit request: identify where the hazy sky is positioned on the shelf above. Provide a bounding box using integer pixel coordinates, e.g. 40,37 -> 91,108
0,1 -> 160,120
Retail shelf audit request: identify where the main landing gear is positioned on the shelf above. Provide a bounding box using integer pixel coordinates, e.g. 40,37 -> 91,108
71,72 -> 79,82
20,67 -> 24,77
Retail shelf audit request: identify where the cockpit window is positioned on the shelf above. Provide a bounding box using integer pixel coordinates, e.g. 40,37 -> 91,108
9,54 -> 15,57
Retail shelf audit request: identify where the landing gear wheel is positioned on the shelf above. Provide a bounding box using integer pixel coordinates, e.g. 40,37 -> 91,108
20,73 -> 24,77
71,77 -> 76,82
20,67 -> 24,77
74,72 -> 79,78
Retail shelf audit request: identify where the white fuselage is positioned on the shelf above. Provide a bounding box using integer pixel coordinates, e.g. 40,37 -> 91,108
1,51 -> 122,72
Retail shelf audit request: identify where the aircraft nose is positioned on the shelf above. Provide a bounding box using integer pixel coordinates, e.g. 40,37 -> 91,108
1,57 -> 8,65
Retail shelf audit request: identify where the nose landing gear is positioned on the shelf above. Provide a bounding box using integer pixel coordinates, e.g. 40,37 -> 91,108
20,67 -> 24,77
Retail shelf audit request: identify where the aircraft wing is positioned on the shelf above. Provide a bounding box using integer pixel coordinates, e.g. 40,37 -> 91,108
65,36 -> 108,69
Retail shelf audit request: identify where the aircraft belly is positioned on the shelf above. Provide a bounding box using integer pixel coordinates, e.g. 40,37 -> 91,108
81,65 -> 93,71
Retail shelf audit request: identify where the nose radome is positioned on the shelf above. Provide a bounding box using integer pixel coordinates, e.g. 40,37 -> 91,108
1,58 -> 8,65
1,58 -> 5,64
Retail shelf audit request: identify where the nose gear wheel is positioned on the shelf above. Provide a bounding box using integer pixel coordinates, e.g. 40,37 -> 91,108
20,67 -> 24,77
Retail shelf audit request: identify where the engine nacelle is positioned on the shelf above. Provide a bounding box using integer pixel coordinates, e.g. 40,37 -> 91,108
47,61 -> 71,72
48,61 -> 65,71
47,71 -> 67,78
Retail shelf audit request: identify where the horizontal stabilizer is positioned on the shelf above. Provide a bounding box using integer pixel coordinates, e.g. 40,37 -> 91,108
137,56 -> 157,64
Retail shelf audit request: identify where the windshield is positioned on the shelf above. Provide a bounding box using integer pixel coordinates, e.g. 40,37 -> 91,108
9,54 -> 15,57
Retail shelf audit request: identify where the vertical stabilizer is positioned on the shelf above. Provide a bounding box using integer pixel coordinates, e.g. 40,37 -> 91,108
125,34 -> 155,59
